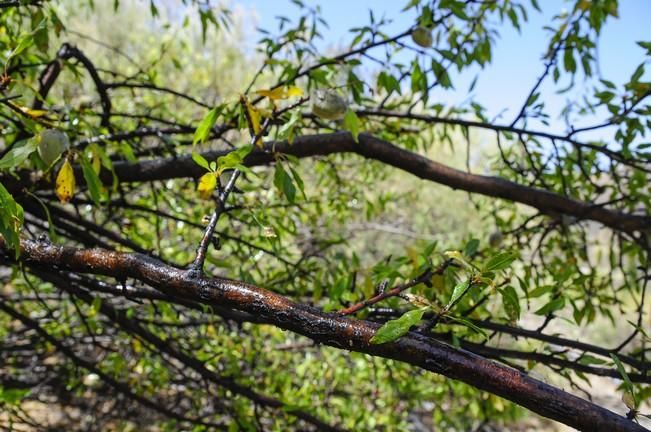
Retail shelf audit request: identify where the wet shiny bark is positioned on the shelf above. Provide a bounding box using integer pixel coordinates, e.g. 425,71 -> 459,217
7,238 -> 646,432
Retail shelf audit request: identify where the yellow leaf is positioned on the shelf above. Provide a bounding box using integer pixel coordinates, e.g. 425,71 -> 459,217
197,172 -> 217,199
285,86 -> 303,98
622,391 -> 636,410
255,87 -> 286,100
19,106 -> 49,118
254,86 -> 303,101
55,159 -> 75,203
243,97 -> 263,147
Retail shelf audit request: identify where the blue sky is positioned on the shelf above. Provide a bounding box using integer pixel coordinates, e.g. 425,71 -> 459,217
235,0 -> 650,136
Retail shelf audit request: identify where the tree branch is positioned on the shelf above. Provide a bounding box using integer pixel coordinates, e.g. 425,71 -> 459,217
32,43 -> 112,127
103,132 -> 651,233
3,238 -> 646,432
4,132 -> 648,234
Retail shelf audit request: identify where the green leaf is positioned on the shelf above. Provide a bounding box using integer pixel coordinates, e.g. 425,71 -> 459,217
535,296 -> 565,315
343,109 -> 361,142
330,276 -> 348,301
578,355 -> 607,366
402,0 -> 419,11
192,152 -> 211,171
0,182 -> 24,258
370,307 -> 428,344
274,163 -> 296,203
11,34 -> 34,58
91,296 -> 102,314
0,138 -> 38,169
526,92 -> 540,107
564,48 -> 576,73
289,166 -> 306,199
499,285 -> 520,321
0,386 -> 30,406
630,64 -> 645,83
610,353 -> 639,410
217,145 -> 253,173
193,105 -> 222,146
149,0 -> 159,17
448,280 -> 470,306
447,315 -> 488,341
411,61 -> 427,94
377,71 -> 401,95
80,156 -> 106,204
637,41 -> 651,56
528,284 -> 553,298
431,59 -> 452,88
610,354 -> 636,403
464,238 -> 479,257
483,252 -> 517,272
277,109 -> 301,144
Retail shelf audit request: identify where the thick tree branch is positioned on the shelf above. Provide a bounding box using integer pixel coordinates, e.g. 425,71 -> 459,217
3,132 -> 648,233
3,239 -> 646,432
102,132 -> 651,233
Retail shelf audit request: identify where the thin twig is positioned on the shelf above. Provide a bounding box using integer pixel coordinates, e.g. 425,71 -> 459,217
338,260 -> 452,315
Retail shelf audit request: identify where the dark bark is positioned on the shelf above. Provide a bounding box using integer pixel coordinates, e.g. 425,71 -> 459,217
4,238 -> 647,432
4,132 -> 647,233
